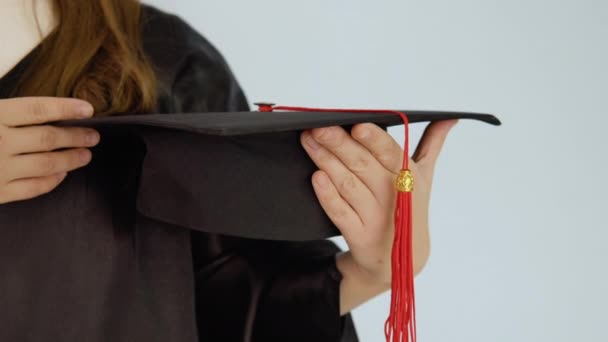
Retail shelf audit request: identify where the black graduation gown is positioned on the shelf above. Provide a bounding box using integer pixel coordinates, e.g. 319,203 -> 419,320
0,4 -> 359,342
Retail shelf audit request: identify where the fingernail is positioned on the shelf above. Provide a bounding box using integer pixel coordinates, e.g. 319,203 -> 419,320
79,150 -> 91,163
77,103 -> 94,117
86,131 -> 100,145
306,135 -> 321,150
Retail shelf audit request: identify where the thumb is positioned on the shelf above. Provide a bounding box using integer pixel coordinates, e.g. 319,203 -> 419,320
411,119 -> 458,165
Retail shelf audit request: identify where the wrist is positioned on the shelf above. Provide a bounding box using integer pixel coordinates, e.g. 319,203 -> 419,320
335,251 -> 391,315
336,251 -> 391,292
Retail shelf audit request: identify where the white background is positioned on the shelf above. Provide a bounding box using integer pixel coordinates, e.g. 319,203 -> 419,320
145,1 -> 608,341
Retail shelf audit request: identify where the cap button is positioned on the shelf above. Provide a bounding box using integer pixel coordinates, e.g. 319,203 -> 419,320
254,102 -> 276,112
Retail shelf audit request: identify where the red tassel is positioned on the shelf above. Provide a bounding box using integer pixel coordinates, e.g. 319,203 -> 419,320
255,103 -> 416,342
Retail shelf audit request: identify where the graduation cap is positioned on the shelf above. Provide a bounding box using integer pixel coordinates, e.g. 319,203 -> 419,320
55,103 -> 501,342
54,105 -> 500,239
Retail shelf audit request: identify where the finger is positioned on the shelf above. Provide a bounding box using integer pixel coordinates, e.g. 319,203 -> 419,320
2,172 -> 68,204
301,131 -> 379,221
310,170 -> 363,238
411,119 -> 458,165
0,97 -> 94,127
308,126 -> 394,201
6,148 -> 92,180
350,123 -> 404,175
5,126 -> 100,154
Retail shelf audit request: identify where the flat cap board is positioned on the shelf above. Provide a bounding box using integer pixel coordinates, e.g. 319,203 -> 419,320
54,110 -> 501,241
57,110 -> 501,135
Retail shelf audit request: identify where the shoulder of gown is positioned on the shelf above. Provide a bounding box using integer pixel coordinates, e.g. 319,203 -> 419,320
140,3 -> 249,113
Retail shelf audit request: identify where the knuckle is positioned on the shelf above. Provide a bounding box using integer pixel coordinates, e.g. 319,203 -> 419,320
376,151 -> 393,164
334,207 -> 350,220
378,144 -> 401,165
39,154 -> 58,173
387,142 -> 402,156
70,129 -> 87,146
29,101 -> 50,120
338,174 -> 358,194
316,149 -> 333,164
350,156 -> 370,173
330,201 -> 350,220
353,123 -> 375,140
314,127 -> 341,145
40,129 -> 59,150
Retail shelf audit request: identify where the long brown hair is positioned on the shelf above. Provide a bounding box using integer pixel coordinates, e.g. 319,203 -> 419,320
15,0 -> 157,115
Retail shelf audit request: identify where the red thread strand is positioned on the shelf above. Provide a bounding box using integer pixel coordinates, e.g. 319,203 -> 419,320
267,105 -> 416,342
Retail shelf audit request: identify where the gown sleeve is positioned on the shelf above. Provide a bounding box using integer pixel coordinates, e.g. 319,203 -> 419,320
156,18 -> 359,342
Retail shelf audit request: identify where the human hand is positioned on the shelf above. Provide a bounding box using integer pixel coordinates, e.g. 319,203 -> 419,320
0,97 -> 100,204
301,119 -> 458,290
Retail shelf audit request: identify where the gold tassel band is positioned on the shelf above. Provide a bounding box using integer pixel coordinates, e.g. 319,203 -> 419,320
396,169 -> 414,192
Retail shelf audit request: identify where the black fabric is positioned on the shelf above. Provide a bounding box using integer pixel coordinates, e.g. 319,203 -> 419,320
192,236 -> 349,341
52,110 -> 499,241
0,4 -> 361,342
56,110 -> 501,135
0,41 -> 39,97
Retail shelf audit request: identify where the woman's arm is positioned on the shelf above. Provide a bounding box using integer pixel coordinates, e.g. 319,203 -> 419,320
336,248 -> 428,316
336,251 -> 392,315
300,116 -> 458,315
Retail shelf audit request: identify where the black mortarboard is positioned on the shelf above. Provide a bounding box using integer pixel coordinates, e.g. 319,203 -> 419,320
55,106 -> 500,242
55,104 -> 500,342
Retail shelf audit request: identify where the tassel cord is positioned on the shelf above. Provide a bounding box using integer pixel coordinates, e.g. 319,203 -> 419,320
262,104 -> 416,342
